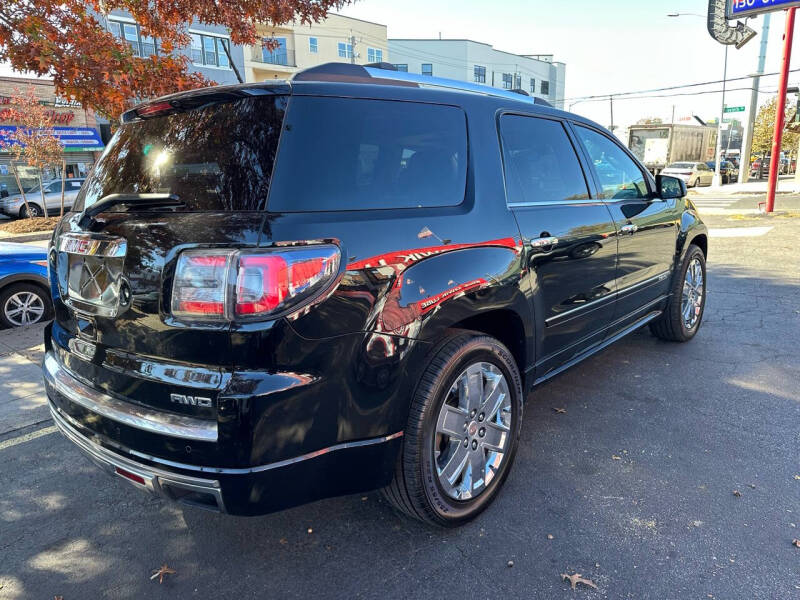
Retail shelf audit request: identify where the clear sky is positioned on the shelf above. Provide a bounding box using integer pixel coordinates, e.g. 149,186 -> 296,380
339,0 -> 798,131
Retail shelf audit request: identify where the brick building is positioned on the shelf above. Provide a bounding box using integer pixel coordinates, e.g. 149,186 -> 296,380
0,76 -> 105,195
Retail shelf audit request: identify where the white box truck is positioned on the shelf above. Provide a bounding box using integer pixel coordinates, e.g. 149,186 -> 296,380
628,124 -> 718,175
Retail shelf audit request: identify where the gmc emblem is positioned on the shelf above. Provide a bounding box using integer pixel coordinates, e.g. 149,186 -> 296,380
170,393 -> 213,408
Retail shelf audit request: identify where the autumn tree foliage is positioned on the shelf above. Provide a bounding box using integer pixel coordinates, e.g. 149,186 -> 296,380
0,0 -> 350,120
0,86 -> 64,217
752,95 -> 800,156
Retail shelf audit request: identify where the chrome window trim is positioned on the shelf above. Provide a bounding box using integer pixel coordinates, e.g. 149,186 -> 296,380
43,352 -> 218,442
507,199 -> 603,208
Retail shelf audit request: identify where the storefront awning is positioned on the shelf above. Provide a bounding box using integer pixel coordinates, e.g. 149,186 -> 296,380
0,126 -> 105,153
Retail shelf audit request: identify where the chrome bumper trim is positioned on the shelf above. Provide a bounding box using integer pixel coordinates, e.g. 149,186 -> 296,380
43,351 -> 218,442
50,404 -> 225,512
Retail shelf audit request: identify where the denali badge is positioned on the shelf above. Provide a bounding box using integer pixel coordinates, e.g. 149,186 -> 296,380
170,393 -> 213,408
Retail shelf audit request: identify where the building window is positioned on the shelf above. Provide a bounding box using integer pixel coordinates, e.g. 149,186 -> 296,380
188,32 -> 232,68
309,37 -> 318,53
514,74 -> 521,90
367,48 -> 383,63
502,73 -> 513,89
393,64 -> 408,72
108,19 -> 158,58
541,80 -> 550,95
474,65 -> 486,83
338,42 -> 353,59
530,78 -> 536,93
421,63 -> 433,76
261,37 -> 288,66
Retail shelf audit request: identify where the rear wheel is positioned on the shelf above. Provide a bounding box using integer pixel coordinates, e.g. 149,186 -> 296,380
20,203 -> 43,218
650,244 -> 706,342
0,283 -> 52,328
383,332 -> 523,527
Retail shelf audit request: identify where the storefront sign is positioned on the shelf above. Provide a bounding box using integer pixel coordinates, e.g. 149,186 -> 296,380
728,0 -> 800,19
0,108 -> 75,125
0,126 -> 104,152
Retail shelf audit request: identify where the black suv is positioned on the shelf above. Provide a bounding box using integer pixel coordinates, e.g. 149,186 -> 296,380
43,64 -> 708,526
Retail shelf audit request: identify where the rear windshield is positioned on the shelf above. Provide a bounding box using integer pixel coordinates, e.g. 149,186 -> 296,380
73,96 -> 287,212
268,96 -> 468,212
668,162 -> 694,169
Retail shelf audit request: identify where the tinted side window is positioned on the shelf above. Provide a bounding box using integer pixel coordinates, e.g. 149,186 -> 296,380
269,97 -> 468,212
46,182 -> 60,193
499,114 -> 590,205
575,126 -> 648,200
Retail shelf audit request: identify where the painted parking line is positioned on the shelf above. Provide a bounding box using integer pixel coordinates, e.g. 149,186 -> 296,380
708,227 -> 774,238
0,424 -> 56,451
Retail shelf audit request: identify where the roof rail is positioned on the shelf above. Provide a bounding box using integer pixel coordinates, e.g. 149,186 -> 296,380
293,62 -> 557,108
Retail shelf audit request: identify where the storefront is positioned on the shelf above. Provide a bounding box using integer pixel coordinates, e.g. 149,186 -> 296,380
0,76 -> 105,196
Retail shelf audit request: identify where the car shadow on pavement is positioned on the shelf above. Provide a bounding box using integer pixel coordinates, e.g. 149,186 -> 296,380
1,262 -> 799,599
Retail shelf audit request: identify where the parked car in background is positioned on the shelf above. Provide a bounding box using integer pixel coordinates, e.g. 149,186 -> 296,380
706,161 -> 738,184
44,64 -> 708,526
661,161 -> 714,187
0,178 -> 86,218
0,242 -> 52,328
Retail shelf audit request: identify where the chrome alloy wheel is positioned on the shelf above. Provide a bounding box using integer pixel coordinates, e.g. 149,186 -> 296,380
434,362 -> 512,501
3,291 -> 45,326
682,257 -> 704,330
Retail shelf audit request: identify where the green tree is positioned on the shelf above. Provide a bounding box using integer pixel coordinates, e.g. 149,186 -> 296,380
752,95 -> 800,156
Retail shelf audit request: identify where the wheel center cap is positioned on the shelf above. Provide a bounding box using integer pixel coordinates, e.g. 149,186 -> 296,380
468,421 -> 479,436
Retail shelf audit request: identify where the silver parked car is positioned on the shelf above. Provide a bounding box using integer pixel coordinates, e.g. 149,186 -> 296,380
660,162 -> 714,188
0,178 -> 85,218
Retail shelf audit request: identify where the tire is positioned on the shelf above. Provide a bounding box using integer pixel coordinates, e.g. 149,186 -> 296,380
20,203 -> 43,218
0,283 -> 52,328
382,331 -> 524,527
649,244 -> 706,342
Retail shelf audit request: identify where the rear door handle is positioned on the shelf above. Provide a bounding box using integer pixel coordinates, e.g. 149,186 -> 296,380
531,236 -> 559,250
620,224 -> 638,235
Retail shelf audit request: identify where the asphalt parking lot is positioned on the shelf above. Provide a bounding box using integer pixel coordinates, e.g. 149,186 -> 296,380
1,211 -> 798,599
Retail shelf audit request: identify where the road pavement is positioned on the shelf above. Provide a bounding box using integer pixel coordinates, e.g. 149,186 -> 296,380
1,212 -> 798,599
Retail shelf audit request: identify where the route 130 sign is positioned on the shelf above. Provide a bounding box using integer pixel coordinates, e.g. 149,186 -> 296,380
728,0 -> 800,19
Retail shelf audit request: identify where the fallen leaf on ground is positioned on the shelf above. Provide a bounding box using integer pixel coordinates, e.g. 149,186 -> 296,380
794,475 -> 800,480
547,534 -> 554,540
792,539 -> 800,548
733,490 -> 741,497
553,407 -> 567,414
507,560 -> 514,568
612,455 -> 622,461
749,484 -> 756,489
279,538 -> 288,545
561,573 -> 598,591
54,597 -> 63,600
150,564 -> 176,584
307,528 -> 313,534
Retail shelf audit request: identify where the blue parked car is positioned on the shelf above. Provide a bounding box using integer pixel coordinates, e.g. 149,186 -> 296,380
0,242 -> 52,328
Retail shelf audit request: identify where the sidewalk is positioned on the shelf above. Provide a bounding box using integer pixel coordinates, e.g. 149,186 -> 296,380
690,175 -> 799,195
0,322 -> 49,438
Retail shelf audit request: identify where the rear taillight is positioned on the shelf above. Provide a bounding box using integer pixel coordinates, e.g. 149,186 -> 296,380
171,245 -> 340,322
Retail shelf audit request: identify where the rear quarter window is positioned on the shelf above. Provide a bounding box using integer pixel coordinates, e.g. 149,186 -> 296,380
268,96 -> 468,212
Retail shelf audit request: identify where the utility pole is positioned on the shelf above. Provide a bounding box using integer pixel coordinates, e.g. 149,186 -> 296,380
609,95 -> 615,134
712,44 -> 729,187
739,13 -> 771,184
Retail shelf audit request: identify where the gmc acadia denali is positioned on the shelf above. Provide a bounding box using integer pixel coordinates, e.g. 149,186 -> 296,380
43,63 -> 708,526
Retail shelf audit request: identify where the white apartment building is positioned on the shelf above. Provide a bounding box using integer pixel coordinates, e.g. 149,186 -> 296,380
244,14 -> 388,82
387,39 -> 566,106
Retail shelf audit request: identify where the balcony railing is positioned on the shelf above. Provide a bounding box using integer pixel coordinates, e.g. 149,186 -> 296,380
250,47 -> 296,67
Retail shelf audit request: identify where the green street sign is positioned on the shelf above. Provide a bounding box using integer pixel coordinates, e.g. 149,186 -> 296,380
724,106 -> 745,113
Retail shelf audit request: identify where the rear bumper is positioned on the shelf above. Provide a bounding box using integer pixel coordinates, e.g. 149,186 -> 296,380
43,348 -> 404,515
50,403 -> 227,512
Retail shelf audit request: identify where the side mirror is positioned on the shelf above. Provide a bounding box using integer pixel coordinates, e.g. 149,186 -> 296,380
656,174 -> 687,200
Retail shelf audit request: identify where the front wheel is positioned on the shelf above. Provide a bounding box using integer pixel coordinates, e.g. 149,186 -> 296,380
650,244 -> 706,342
383,332 -> 523,527
0,283 -> 52,328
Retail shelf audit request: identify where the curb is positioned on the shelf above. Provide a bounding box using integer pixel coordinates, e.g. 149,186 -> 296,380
0,232 -> 53,243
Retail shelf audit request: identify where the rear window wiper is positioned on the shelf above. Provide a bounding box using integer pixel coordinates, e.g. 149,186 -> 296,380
80,193 -> 184,224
